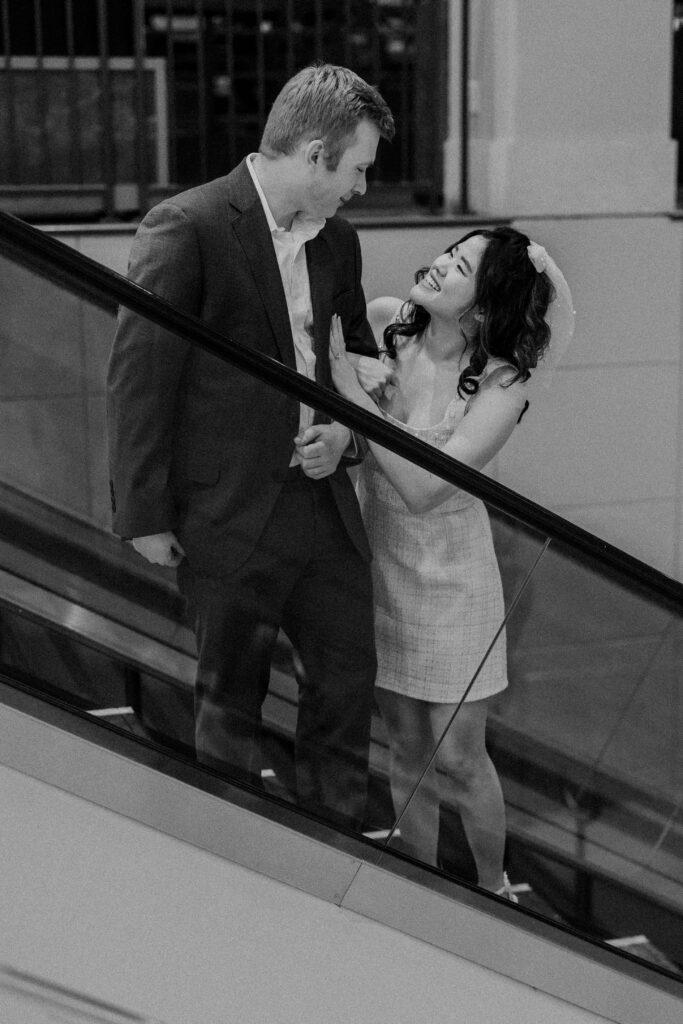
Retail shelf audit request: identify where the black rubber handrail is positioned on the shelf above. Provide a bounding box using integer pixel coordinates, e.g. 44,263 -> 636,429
1,209 -> 681,608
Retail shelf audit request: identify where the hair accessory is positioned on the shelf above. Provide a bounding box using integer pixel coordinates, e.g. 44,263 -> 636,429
527,241 -> 576,389
527,242 -> 548,273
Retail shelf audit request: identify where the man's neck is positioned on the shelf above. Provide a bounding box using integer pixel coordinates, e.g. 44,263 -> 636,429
252,153 -> 299,231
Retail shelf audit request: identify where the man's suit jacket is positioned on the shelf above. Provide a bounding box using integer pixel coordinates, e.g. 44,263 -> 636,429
106,160 -> 377,576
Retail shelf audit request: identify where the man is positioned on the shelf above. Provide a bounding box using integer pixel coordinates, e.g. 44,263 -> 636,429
107,64 -> 395,830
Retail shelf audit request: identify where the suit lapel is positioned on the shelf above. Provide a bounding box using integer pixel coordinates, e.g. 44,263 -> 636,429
230,168 -> 296,370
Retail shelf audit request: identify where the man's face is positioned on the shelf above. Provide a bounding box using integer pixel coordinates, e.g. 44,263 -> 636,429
305,120 -> 380,219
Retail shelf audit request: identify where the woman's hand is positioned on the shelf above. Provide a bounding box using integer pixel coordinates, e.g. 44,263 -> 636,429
329,314 -> 367,402
355,355 -> 397,399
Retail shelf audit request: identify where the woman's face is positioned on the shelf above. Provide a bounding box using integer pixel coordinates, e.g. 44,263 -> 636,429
410,234 -> 489,319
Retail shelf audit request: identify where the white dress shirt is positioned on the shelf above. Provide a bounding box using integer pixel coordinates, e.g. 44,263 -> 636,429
246,154 -> 326,465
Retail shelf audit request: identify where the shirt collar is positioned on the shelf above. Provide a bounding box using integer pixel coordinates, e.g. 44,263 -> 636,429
247,153 -> 325,245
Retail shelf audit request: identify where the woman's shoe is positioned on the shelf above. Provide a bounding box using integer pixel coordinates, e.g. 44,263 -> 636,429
494,872 -> 519,903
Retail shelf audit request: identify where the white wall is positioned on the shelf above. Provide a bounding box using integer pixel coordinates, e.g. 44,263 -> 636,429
462,0 -> 676,215
0,762 -> 620,1024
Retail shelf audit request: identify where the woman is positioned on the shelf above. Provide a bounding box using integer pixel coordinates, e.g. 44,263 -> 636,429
329,226 -> 573,898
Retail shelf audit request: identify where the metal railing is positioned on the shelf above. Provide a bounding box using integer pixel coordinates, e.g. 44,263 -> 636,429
0,0 -> 456,220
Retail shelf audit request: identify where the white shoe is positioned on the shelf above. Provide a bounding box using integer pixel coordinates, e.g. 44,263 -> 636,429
494,872 -> 519,903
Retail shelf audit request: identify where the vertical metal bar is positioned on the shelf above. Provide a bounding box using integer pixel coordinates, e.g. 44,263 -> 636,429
223,0 -> 236,170
399,0 -> 410,186
314,0 -> 323,61
165,0 -> 178,184
1,0 -> 18,183
196,0 -> 209,182
369,2 -> 383,182
428,0 -> 447,214
342,0 -> 352,70
133,0 -> 149,213
285,0 -> 295,80
371,0 -> 383,87
255,0 -> 266,133
460,0 -> 470,213
64,0 -> 84,183
33,0 -> 52,183
96,0 -> 115,217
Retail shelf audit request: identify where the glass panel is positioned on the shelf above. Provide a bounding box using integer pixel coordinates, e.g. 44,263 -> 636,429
378,517 -> 683,974
501,539 -> 683,968
1,241 -> 682,980
373,503 -> 550,878
0,254 -> 381,835
0,250 -> 115,527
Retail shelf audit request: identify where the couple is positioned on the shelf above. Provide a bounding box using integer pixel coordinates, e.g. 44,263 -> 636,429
107,64 -> 572,898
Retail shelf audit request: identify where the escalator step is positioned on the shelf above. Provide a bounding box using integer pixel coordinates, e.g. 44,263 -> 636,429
606,934 -> 682,974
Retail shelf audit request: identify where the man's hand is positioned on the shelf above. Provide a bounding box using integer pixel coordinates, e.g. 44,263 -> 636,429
294,422 -> 351,479
355,354 -> 397,399
132,531 -> 186,567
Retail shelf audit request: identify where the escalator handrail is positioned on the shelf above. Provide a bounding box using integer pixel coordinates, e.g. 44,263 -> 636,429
1,209 -> 681,608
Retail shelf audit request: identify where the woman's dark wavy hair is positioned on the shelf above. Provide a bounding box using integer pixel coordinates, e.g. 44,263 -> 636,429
383,226 -> 555,398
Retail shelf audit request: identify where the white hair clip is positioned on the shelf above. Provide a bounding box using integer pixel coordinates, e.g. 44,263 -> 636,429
527,242 -> 548,273
525,241 -> 575,389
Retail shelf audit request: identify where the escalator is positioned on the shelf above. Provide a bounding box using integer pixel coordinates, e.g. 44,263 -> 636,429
1,473 -> 680,973
0,210 -> 682,1014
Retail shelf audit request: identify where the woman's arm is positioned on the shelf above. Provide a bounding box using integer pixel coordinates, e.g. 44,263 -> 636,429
396,371 -> 528,512
347,296 -> 402,397
329,318 -> 527,513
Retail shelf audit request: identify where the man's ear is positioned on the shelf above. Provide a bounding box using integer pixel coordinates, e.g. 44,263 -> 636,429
304,139 -> 325,166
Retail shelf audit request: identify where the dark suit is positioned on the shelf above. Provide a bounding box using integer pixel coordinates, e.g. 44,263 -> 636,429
107,161 -> 377,829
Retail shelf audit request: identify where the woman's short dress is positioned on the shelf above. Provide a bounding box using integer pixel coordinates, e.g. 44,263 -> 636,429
358,381 -> 509,705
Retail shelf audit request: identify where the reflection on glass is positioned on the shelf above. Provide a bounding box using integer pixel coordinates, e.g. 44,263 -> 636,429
0,254 -> 115,528
380,514 -> 683,972
1,243 -> 682,975
497,541 -> 683,965
375,506 -> 550,893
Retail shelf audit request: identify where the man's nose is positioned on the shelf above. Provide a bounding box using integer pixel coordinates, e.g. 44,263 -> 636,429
353,175 -> 367,196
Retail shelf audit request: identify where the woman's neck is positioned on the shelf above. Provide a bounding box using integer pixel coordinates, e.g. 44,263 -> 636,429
420,317 -> 469,364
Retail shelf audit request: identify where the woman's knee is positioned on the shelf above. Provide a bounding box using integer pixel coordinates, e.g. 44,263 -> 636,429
437,741 -> 490,790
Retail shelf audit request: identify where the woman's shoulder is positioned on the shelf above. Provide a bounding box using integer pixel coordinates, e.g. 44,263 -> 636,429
480,357 -> 521,388
468,358 -> 528,415
367,296 -> 404,336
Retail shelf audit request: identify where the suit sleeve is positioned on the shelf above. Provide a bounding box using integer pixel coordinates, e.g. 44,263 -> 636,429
106,203 -> 201,538
342,228 -> 378,358
338,225 -> 376,463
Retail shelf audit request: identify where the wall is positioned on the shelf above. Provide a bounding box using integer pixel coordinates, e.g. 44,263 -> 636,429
0,761 -> 620,1024
463,0 -> 676,215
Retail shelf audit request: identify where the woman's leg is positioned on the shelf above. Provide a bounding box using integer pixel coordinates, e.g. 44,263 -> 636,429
375,688 -> 440,865
428,698 -> 507,891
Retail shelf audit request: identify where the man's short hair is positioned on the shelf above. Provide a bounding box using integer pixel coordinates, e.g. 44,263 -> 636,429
260,63 -> 395,170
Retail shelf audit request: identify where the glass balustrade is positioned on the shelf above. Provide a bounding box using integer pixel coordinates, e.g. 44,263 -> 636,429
377,507 -> 683,970
0,213 -> 681,981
